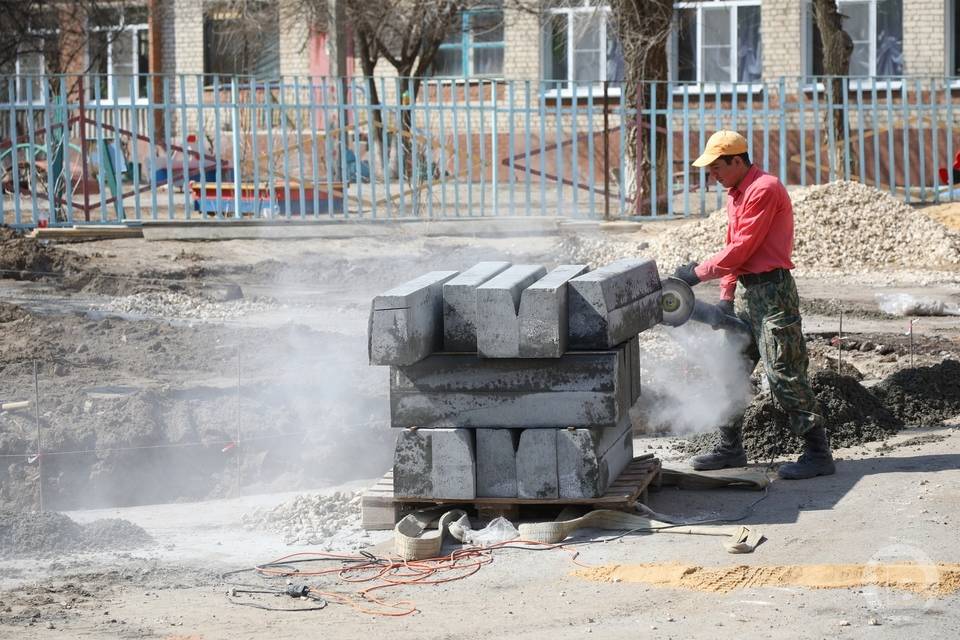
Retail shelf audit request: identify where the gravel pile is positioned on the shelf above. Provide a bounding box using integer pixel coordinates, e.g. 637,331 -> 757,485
557,181 -> 960,274
679,370 -> 904,460
240,491 -> 368,549
871,359 -> 960,426
95,291 -> 281,322
0,511 -> 153,558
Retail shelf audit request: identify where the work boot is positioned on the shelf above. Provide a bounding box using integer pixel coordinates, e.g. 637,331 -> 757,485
689,426 -> 748,471
777,425 -> 836,480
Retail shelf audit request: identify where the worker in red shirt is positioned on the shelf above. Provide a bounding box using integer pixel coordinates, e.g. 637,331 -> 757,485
672,130 -> 835,480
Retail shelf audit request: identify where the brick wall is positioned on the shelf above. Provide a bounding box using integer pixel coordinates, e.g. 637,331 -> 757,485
902,0 -> 946,75
161,0 -> 203,132
503,8 -> 540,81
762,0 -> 805,79
279,0 -> 311,77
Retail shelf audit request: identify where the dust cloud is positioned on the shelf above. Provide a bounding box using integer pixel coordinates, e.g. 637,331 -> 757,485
634,322 -> 754,435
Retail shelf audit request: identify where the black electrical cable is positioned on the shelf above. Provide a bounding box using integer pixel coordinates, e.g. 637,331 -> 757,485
223,584 -> 328,612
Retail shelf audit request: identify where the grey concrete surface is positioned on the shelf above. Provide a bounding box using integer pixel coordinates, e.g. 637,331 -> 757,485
476,264 -> 548,358
518,264 -> 590,358
557,419 -> 635,498
389,347 -> 632,429
516,429 -> 559,499
368,270 -> 459,366
568,257 -> 663,349
443,262 -> 511,351
476,428 -> 520,498
392,428 -> 476,499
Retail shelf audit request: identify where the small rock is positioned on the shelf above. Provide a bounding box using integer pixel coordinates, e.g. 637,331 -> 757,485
839,620 -> 850,627
867,618 -> 881,626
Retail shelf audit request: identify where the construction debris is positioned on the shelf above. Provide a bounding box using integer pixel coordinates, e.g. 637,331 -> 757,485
240,491 -> 368,549
557,181 -> 960,274
0,511 -> 153,558
94,291 -> 282,322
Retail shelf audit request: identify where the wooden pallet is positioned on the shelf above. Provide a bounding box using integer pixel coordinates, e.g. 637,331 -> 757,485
361,456 -> 661,530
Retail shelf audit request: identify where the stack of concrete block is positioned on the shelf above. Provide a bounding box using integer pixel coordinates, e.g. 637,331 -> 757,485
368,258 -> 661,502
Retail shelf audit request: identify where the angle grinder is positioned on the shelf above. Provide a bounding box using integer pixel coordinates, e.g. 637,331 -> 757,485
659,276 -> 752,336
660,276 -> 696,326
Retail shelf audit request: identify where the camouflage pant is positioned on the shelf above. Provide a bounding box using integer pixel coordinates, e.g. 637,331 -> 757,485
735,270 -> 823,436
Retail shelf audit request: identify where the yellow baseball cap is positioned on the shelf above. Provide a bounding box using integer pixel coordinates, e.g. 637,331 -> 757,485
692,130 -> 749,167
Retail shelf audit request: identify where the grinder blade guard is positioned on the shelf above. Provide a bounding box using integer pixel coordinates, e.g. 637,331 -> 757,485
660,276 -> 696,326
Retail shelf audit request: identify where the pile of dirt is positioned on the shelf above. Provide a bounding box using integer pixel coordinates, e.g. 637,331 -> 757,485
871,359 -> 960,426
0,511 -> 153,558
680,370 -> 903,460
652,181 -> 960,272
556,181 -> 960,274
0,228 -> 89,281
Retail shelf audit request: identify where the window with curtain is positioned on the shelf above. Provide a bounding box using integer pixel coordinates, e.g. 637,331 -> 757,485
203,3 -> 280,84
88,5 -> 149,102
433,5 -> 506,77
808,0 -> 903,77
674,1 -> 762,84
542,2 -> 624,90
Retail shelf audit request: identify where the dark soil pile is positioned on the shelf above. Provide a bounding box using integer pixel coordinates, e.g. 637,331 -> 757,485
0,511 -> 153,558
871,359 -> 960,426
0,228 -> 89,281
680,370 -> 904,460
0,302 -> 28,323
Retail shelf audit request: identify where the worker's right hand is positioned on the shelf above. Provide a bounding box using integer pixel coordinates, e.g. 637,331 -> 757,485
717,299 -> 735,317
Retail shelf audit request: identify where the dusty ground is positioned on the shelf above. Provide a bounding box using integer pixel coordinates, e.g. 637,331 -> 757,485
0,216 -> 959,638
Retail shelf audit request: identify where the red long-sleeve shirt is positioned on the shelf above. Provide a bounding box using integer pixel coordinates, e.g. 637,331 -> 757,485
693,165 -> 795,301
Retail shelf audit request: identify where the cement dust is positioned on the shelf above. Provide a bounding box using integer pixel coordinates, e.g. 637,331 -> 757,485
576,562 -> 960,595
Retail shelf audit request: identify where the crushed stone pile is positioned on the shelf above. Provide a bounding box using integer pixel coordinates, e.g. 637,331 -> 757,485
95,291 -> 282,322
0,511 -> 153,558
556,181 -> 960,273
871,359 -> 960,426
679,370 -> 904,460
240,491 -> 368,549
0,228 -> 89,281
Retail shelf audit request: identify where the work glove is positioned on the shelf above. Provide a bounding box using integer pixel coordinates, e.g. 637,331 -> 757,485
673,262 -> 700,287
717,299 -> 735,317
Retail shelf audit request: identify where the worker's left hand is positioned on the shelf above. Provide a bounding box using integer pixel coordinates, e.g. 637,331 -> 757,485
717,299 -> 735,317
673,262 -> 700,287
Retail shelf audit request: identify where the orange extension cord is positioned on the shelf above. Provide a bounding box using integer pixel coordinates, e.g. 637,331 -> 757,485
245,540 -> 592,617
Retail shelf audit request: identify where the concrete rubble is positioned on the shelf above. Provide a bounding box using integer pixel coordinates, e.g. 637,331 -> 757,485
240,491 -> 369,549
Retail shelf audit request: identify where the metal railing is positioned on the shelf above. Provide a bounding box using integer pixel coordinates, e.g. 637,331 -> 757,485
1,74 -> 958,227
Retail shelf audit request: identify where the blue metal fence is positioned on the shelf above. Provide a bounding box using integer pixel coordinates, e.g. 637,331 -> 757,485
1,74 -> 958,227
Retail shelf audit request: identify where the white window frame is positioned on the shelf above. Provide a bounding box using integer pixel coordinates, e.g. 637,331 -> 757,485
88,20 -> 149,104
543,2 -> 622,96
672,0 -> 762,85
5,32 -> 56,105
804,0 -> 905,79
433,7 -> 506,79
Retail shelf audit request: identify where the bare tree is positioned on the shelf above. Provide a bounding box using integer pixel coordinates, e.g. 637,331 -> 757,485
0,1 -> 118,79
608,0 -> 673,215
811,0 -> 855,177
